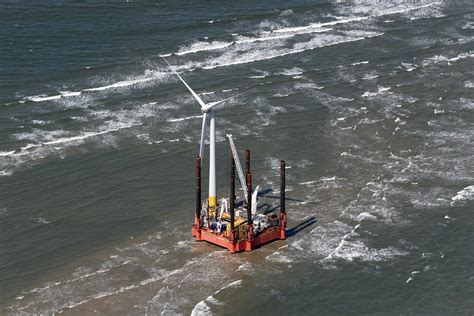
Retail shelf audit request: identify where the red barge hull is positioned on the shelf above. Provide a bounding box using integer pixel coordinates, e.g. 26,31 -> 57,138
192,214 -> 286,253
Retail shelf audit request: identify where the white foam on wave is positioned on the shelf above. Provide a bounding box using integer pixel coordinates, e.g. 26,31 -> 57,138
202,32 -> 383,70
299,180 -> 318,185
175,41 -> 233,56
385,2 -> 441,15
83,77 -> 155,92
362,73 -> 379,80
275,2 -> 440,37
160,2 -> 439,62
265,251 -> 293,264
222,88 -> 239,92
60,91 -> 82,97
35,217 -> 50,225
191,300 -> 212,315
294,82 -> 325,91
20,124 -> 140,151
236,262 -> 252,272
31,120 -> 52,126
401,62 -> 416,72
246,26 -> 333,42
464,81 -> 474,88
287,221 -> 408,263
280,9 -> 293,16
164,25 -> 332,59
198,91 -> 215,96
462,21 -> 474,30
325,232 -> 408,262
273,93 -> 290,98
0,170 -> 12,176
265,157 -> 283,171
25,95 -> 62,102
0,115 -> 146,178
323,223 -> 361,261
362,86 -> 391,98
18,102 -> 161,154
352,60 -> 369,66
0,150 -> 16,157
235,33 -> 294,44
275,15 -> 368,34
422,51 -> 474,67
335,2 -> 440,19
405,270 -> 421,284
191,280 -> 243,316
299,176 -> 337,187
23,71 -> 168,103
279,67 -> 303,76
247,70 -> 270,79
451,185 -> 474,205
356,212 -> 378,221
161,27 -> 330,58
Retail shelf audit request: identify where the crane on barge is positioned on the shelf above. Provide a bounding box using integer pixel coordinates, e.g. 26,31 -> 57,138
164,58 -> 287,253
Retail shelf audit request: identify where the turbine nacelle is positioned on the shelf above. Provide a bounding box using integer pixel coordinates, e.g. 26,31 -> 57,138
201,100 -> 226,113
201,102 -> 220,113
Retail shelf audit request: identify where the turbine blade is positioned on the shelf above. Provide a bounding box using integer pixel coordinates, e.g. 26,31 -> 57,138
162,57 -> 207,109
199,113 -> 208,160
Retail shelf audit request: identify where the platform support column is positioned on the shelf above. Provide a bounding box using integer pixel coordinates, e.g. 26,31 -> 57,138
279,160 -> 287,240
245,171 -> 253,251
194,156 -> 202,240
245,149 -> 251,177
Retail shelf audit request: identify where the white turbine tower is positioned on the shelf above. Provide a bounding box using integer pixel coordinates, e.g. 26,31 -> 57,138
163,58 -> 244,209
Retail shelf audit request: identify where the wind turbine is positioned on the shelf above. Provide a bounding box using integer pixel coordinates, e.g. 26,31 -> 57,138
163,58 -> 244,209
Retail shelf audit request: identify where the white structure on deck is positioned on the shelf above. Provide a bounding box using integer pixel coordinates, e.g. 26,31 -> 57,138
227,134 -> 248,202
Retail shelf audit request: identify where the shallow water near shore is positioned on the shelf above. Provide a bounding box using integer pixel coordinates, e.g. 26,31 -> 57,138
1,0 -> 473,314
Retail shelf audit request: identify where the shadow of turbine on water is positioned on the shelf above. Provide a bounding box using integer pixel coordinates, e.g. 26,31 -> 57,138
286,216 -> 317,238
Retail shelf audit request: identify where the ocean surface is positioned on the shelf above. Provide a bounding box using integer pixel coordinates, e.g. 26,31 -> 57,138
1,0 -> 473,314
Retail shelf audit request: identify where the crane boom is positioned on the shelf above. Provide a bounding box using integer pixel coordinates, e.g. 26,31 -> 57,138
226,134 -> 248,202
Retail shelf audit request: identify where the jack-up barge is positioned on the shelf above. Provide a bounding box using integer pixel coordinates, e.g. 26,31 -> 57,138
164,58 -> 287,253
